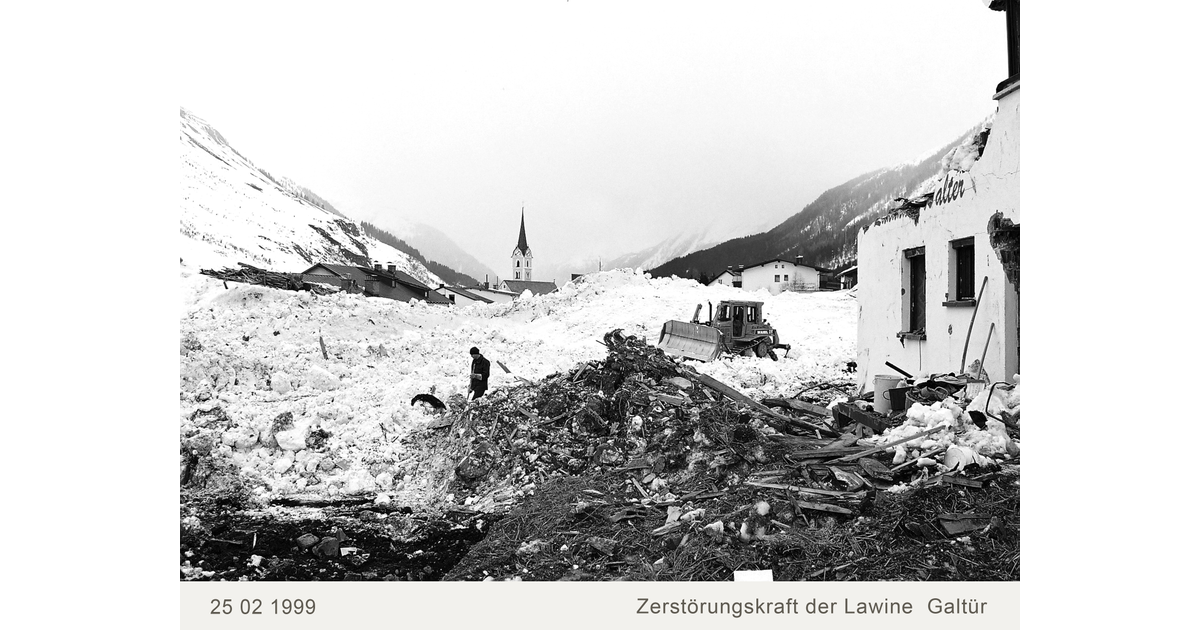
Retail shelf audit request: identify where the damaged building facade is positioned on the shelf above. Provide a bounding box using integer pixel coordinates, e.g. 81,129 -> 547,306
855,0 -> 1019,388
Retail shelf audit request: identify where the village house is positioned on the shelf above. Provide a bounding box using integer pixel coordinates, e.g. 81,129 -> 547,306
707,257 -> 831,294
855,0 -> 1019,388
462,280 -> 519,304
837,265 -> 858,290
710,267 -> 742,288
433,284 -> 494,305
741,257 -> 829,294
299,261 -> 451,305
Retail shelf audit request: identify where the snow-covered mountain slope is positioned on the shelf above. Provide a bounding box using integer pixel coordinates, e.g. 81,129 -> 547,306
651,120 -> 992,277
605,224 -> 743,274
179,107 -> 444,287
539,214 -> 776,284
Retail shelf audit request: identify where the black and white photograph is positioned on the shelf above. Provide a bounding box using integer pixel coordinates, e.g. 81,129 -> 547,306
178,0 -> 1020,586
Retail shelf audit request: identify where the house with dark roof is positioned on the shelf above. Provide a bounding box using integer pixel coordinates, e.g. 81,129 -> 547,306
462,284 -> 518,304
708,256 -> 831,294
709,267 -> 742,288
299,261 -> 450,305
836,265 -> 858,289
433,284 -> 494,305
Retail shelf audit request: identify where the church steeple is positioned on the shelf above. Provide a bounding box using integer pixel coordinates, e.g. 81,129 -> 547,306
512,207 -> 533,280
515,209 -> 530,256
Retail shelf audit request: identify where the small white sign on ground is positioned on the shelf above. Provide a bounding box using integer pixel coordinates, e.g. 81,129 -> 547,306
733,569 -> 774,582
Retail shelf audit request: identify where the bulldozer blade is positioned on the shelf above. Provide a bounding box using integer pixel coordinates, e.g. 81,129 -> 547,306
658,320 -> 722,362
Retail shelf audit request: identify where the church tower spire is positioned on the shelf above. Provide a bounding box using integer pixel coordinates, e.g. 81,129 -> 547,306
512,207 -> 533,280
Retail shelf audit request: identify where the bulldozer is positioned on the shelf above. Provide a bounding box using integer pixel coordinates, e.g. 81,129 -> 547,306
658,300 -> 790,362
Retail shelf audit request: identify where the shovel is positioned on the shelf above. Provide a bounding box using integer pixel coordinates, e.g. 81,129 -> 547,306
959,276 -> 989,374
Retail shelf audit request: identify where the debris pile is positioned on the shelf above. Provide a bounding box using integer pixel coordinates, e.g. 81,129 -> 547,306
200,262 -> 337,294
415,329 -> 1020,581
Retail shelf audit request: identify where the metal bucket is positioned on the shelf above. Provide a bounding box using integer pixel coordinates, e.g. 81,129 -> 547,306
873,375 -> 905,413
886,386 -> 912,412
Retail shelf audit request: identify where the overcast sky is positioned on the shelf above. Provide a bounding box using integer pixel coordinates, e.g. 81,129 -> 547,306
181,1 -> 1008,278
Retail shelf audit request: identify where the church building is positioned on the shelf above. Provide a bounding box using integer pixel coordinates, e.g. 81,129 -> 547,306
498,208 -> 558,296
511,209 -> 533,280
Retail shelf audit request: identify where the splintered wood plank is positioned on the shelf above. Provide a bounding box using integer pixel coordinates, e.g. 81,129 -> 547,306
792,500 -> 855,515
857,457 -> 894,480
942,475 -> 984,489
690,373 -> 838,437
784,399 -> 834,417
744,481 -> 864,499
788,447 -> 870,459
827,425 -> 948,464
833,402 -> 887,433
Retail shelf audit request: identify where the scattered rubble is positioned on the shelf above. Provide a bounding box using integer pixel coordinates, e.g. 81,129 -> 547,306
182,326 -> 1019,582
200,262 -> 337,295
429,329 -> 1019,581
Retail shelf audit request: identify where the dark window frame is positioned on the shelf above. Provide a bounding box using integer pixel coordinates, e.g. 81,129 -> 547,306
951,237 -> 976,302
903,246 -> 927,336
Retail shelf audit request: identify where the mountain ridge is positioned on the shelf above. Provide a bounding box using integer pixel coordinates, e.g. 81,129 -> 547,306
649,120 -> 991,280
179,107 -> 484,288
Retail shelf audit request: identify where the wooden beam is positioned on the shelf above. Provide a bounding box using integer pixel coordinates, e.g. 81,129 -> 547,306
744,481 -> 864,499
691,372 -> 838,437
787,446 -> 870,459
792,500 -> 855,515
942,474 -> 984,489
833,402 -> 887,433
763,398 -> 833,417
827,425 -> 949,464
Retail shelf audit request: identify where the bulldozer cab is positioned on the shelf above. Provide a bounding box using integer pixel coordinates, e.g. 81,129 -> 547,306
715,301 -> 762,341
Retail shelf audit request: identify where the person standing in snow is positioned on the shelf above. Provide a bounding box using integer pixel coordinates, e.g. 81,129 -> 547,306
468,346 -> 490,400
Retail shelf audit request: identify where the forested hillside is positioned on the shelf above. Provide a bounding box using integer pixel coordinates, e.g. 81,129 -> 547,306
650,124 -> 984,280
360,222 -> 478,287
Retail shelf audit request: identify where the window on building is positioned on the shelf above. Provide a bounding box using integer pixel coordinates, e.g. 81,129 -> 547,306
515,271 -> 521,279
774,274 -> 780,282
903,247 -> 926,335
950,237 -> 975,302
784,274 -> 789,282
516,260 -> 521,267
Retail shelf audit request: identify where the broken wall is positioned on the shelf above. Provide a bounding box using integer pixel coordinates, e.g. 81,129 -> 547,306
856,88 -> 1020,387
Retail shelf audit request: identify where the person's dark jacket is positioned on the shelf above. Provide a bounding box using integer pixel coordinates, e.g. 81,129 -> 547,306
470,355 -> 491,395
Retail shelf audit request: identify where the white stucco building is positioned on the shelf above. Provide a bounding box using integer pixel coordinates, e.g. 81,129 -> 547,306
710,269 -> 741,288
855,0 -> 1019,389
744,258 -> 825,294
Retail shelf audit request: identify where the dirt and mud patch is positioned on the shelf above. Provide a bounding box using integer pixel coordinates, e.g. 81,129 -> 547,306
180,497 -> 500,581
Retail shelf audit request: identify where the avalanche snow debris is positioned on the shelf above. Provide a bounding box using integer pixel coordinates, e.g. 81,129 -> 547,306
182,265 -> 1020,581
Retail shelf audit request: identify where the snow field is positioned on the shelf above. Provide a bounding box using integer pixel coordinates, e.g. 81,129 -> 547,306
180,268 -> 858,509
